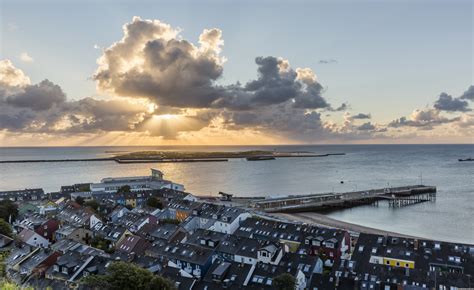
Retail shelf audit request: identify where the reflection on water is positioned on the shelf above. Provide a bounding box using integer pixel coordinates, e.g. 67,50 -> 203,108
0,144 -> 473,243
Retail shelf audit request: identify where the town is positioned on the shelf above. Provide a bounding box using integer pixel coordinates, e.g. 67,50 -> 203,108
0,169 -> 472,290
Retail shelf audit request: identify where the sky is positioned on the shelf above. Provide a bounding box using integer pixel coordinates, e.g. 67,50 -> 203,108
0,0 -> 473,146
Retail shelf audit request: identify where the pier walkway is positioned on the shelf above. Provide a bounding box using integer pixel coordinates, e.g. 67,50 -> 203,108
251,185 -> 436,213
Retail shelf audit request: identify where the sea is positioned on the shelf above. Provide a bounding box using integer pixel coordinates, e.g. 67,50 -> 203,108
0,144 -> 473,244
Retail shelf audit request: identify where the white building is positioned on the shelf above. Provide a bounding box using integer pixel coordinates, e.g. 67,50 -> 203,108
18,229 -> 49,248
90,168 -> 184,193
210,211 -> 251,234
257,243 -> 283,265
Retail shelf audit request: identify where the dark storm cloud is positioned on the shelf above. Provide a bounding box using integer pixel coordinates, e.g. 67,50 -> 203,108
460,85 -> 474,101
212,57 -> 331,111
433,93 -> 470,112
0,73 -> 150,134
351,113 -> 371,119
5,80 -> 66,111
357,122 -> 376,131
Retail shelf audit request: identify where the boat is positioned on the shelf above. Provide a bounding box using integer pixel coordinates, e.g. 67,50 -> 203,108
246,156 -> 276,161
458,158 -> 474,162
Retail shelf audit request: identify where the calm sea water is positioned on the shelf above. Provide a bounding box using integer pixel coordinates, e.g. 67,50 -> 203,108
0,145 -> 473,243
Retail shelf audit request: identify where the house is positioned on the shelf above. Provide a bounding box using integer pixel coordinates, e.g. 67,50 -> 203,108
55,225 -> 77,241
166,199 -> 201,222
147,242 -> 214,278
349,233 -> 474,289
194,258 -> 254,289
257,242 -> 283,265
184,229 -> 227,249
184,203 -> 251,234
66,228 -> 94,244
235,217 -> 350,266
247,253 -> 320,290
108,206 -> 130,223
136,222 -> 183,243
46,251 -> 95,284
215,235 -> 262,265
301,228 -> 350,266
34,219 -> 60,242
56,203 -> 100,228
11,248 -> 60,280
14,213 -> 48,232
17,203 -> 39,216
0,188 -> 44,202
18,228 -> 49,248
115,234 -> 150,256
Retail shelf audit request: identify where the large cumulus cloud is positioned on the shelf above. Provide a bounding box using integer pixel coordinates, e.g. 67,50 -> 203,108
94,17 -> 336,113
389,85 -> 473,131
4,16 -> 472,143
0,60 -> 149,134
88,16 -> 356,141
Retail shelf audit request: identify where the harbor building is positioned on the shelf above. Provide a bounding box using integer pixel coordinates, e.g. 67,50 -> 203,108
90,168 -> 184,193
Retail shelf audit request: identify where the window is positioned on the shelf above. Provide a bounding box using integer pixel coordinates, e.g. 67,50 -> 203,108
386,261 -> 390,265
396,262 -> 400,267
405,263 -> 409,268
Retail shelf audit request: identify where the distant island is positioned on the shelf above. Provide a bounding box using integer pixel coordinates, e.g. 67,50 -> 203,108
0,150 -> 345,164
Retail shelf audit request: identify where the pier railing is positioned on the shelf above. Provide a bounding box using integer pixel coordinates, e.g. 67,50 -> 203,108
252,185 -> 437,213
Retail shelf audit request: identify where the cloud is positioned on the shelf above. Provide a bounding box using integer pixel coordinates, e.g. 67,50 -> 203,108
433,92 -> 470,112
19,52 -> 34,63
460,85 -> 474,101
6,80 -> 66,111
388,109 -> 459,129
94,16 -> 223,108
0,60 -> 152,135
0,59 -> 31,88
318,59 -> 338,64
357,122 -> 376,131
350,113 -> 371,120
94,17 -> 339,113
387,85 -> 473,132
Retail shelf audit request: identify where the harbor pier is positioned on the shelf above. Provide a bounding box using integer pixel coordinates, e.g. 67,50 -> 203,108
251,185 -> 437,213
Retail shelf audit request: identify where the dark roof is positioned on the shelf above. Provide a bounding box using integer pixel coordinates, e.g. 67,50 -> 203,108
185,229 -> 228,248
200,258 -> 253,288
349,233 -> 474,288
235,217 -> 347,246
147,242 -> 213,266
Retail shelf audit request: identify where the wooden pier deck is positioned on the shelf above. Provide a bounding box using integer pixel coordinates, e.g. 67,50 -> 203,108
251,185 -> 437,213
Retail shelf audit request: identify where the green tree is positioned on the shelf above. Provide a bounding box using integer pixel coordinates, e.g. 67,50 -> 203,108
84,200 -> 100,211
147,275 -> 176,290
0,201 -> 18,222
273,273 -> 296,290
117,185 -> 131,194
0,218 -> 12,237
146,197 -> 163,209
90,236 -> 113,253
81,261 -> 175,290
